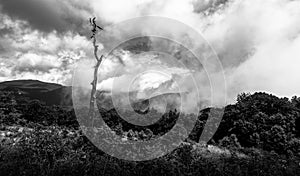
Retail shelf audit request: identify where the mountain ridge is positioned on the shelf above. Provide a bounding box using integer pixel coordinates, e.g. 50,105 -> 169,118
0,79 -> 72,106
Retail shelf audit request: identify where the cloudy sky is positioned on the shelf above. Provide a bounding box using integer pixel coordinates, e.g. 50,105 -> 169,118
1,0 -> 300,103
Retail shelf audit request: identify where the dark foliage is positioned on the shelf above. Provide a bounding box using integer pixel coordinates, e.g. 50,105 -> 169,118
0,90 -> 300,175
212,92 -> 300,156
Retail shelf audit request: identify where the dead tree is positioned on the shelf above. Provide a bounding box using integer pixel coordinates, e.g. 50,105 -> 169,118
88,17 -> 104,119
88,17 -> 125,124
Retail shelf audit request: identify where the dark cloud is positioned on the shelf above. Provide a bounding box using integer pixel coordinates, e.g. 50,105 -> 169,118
192,0 -> 229,14
0,27 -> 12,36
0,44 -> 5,53
0,0 -> 92,33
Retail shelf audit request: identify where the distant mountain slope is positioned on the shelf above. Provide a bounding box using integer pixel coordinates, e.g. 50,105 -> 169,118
0,80 -> 72,106
97,91 -> 182,113
0,80 -> 62,92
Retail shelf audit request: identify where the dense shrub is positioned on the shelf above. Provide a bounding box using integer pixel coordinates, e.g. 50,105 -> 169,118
219,134 -> 241,149
212,92 -> 300,155
1,90 -> 300,175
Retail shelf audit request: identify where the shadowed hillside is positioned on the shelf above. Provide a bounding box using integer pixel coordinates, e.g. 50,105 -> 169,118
0,80 -> 72,106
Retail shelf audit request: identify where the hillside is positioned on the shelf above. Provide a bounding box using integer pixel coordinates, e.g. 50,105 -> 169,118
0,80 -> 72,106
0,81 -> 300,175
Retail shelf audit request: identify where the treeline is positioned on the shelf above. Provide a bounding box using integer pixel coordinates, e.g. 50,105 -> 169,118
190,92 -> 300,156
0,91 -> 78,128
218,92 -> 299,155
1,91 -> 300,175
1,91 -> 300,156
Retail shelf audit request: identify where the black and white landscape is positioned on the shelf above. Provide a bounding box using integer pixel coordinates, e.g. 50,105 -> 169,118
1,0 -> 300,175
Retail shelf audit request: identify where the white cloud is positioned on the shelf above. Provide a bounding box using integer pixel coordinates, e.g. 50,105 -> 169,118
0,14 -> 91,85
92,0 -> 300,105
16,53 -> 60,71
1,0 -> 300,105
201,0 -> 300,102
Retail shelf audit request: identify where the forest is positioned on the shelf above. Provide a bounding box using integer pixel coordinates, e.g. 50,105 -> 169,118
0,90 -> 300,175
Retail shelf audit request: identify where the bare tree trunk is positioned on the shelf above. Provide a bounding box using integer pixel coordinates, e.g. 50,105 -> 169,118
88,18 -> 104,120
87,17 -> 124,122
88,56 -> 102,117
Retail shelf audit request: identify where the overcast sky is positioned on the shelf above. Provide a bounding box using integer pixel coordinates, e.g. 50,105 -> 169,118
0,0 -> 300,103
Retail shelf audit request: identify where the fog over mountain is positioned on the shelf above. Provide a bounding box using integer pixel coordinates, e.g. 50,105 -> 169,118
1,0 -> 300,105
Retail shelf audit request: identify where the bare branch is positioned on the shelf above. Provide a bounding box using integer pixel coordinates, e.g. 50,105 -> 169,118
88,17 -> 125,121
88,17 -> 104,119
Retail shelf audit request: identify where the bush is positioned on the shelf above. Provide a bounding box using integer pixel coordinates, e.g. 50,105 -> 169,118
213,92 -> 300,155
219,134 -> 241,149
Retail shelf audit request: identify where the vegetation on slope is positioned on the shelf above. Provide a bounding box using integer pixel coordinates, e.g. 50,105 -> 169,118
0,90 -> 300,175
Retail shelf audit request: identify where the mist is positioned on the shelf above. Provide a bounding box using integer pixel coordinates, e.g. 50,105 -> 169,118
1,0 -> 300,106
88,0 -> 300,104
